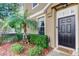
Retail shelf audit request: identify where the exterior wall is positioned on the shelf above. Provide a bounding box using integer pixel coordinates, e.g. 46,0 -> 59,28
45,4 -> 79,52
24,4 -> 79,55
24,3 -> 47,15
46,4 -> 56,48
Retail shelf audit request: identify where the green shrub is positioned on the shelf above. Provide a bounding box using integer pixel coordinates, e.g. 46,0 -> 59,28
28,46 -> 43,56
1,34 -> 18,43
16,33 -> 23,41
1,33 -> 23,43
27,34 -> 49,48
4,35 -> 17,42
10,43 -> 24,54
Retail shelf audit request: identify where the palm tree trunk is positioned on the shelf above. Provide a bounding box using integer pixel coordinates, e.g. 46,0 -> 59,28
23,23 -> 27,40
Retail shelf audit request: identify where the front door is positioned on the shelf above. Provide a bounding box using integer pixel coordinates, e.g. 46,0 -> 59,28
58,15 -> 75,49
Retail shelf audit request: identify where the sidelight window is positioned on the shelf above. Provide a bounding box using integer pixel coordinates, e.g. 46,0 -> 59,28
38,16 -> 45,35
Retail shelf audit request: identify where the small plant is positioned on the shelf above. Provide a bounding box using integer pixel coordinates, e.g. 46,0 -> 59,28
28,46 -> 43,56
10,43 -> 24,54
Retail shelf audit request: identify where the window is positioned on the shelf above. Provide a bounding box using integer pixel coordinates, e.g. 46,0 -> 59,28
38,16 -> 45,35
32,3 -> 39,9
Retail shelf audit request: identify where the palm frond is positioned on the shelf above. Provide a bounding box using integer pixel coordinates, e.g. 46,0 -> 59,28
25,19 -> 38,31
0,19 -> 4,28
1,18 -> 11,31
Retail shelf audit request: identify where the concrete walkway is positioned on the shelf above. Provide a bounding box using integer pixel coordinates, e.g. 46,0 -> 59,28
47,50 -> 67,56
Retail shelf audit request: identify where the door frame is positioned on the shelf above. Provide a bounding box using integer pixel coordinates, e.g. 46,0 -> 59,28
56,5 -> 78,54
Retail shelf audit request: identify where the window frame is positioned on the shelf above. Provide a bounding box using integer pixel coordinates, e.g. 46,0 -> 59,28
37,15 -> 46,35
32,3 -> 39,9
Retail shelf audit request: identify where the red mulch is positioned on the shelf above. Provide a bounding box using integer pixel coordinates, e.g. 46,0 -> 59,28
42,47 -> 53,56
0,43 -> 12,56
0,40 -> 53,56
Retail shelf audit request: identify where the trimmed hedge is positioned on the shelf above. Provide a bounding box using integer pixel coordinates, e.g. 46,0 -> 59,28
27,34 -> 49,48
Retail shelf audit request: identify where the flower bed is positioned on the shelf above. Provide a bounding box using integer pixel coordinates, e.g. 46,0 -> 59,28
0,40 -> 52,56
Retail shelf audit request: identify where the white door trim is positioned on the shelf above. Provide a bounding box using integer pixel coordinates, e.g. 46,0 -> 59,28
56,5 -> 78,55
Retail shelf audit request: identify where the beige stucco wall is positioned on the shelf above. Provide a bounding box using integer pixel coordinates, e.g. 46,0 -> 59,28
24,4 -> 79,53
24,3 -> 47,15
45,5 -> 56,48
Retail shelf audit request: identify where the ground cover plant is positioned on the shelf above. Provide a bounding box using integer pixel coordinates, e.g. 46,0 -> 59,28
28,46 -> 43,56
10,43 -> 24,54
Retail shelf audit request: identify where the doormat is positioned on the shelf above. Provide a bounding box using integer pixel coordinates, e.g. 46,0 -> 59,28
47,50 -> 67,56
58,47 -> 73,55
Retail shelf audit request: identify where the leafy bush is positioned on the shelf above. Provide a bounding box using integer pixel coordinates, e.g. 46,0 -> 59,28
10,43 -> 24,54
16,33 -> 23,41
28,46 -> 43,56
27,34 -> 49,48
1,34 -> 18,43
4,34 -> 17,42
1,33 -> 23,43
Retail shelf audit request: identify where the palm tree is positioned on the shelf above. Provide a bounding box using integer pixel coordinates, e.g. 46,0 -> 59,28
0,18 -> 11,43
7,13 -> 37,40
0,9 -> 37,42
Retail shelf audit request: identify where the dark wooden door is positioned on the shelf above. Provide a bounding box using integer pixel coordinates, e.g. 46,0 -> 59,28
58,15 -> 75,49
